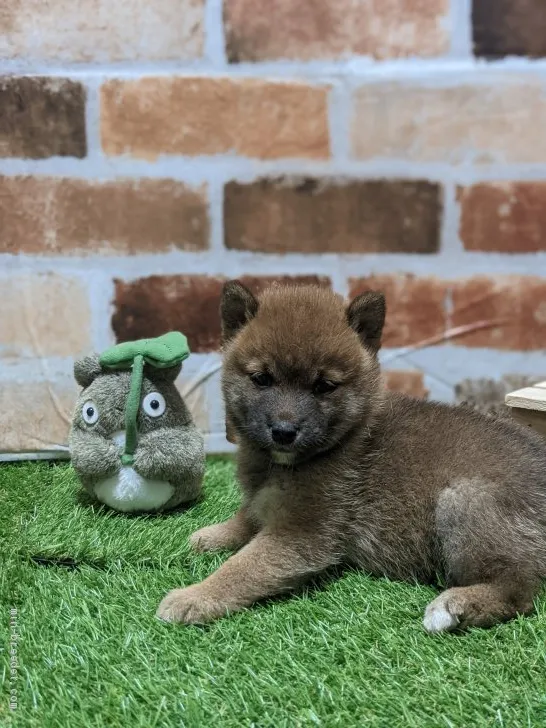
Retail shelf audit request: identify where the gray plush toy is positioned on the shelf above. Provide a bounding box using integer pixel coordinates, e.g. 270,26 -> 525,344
69,332 -> 205,513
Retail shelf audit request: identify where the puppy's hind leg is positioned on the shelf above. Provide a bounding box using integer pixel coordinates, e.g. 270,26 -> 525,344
423,577 -> 536,634
424,477 -> 541,634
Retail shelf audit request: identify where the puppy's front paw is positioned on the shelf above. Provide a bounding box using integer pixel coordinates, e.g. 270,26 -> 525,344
190,524 -> 231,553
423,591 -> 463,634
156,585 -> 228,625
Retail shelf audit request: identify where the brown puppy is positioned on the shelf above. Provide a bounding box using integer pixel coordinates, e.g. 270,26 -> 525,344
157,282 -> 546,632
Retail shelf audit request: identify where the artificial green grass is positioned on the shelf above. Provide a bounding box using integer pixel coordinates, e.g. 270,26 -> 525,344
1,460 -> 546,727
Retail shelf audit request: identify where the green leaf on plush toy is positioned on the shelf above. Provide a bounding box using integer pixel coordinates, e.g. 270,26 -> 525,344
98,332 -> 190,464
99,332 -> 190,370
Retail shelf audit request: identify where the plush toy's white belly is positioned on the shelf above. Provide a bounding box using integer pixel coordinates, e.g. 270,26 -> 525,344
94,430 -> 174,512
94,467 -> 174,512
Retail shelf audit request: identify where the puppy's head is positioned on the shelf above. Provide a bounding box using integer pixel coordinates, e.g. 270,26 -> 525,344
221,281 -> 385,464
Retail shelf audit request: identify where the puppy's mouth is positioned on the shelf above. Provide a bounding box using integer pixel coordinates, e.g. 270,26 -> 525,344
270,449 -> 297,466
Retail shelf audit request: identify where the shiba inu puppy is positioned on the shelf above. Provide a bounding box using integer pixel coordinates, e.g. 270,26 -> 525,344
158,282 -> 546,633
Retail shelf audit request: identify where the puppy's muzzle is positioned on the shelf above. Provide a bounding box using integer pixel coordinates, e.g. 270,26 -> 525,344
271,421 -> 299,446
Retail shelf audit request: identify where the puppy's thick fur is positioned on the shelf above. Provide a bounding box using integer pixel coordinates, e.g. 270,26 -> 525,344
157,283 -> 546,632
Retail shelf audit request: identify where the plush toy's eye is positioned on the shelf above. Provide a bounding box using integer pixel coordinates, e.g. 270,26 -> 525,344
82,400 -> 99,425
142,392 -> 166,418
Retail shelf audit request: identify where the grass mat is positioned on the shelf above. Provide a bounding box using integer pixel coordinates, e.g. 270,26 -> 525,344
1,461 -> 545,727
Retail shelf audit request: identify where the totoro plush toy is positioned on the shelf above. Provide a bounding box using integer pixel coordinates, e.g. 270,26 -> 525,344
69,332 -> 205,513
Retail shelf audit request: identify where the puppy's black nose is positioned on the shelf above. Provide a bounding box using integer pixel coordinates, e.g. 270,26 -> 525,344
271,421 -> 298,445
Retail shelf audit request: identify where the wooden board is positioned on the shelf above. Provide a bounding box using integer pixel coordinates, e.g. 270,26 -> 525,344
505,382 -> 546,411
509,407 -> 546,439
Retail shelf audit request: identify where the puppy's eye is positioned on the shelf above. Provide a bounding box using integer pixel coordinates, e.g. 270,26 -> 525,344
250,372 -> 274,388
82,400 -> 99,425
313,378 -> 338,395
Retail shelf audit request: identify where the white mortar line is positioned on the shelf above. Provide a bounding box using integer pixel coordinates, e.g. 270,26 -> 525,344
5,56 -> 546,79
449,0 -> 473,58
203,370 -> 227,440
0,352 -> 220,383
439,179 -> 464,255
336,251 -> 546,280
205,433 -> 236,454
0,357 -> 75,381
83,76 -> 102,161
87,273 -> 116,352
382,346 -> 546,381
330,269 -> 349,298
424,374 -> 455,402
3,157 -> 546,185
204,0 -> 227,67
4,250 -> 546,278
208,176 -> 226,253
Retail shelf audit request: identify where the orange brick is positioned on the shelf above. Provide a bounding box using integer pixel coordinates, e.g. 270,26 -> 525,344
0,274 -> 91,358
0,176 -> 208,255
0,0 -> 204,62
352,275 -> 546,351
451,276 -> 546,350
384,370 -> 428,398
349,275 -> 447,348
0,379 -> 76,453
225,178 -> 441,254
224,0 -> 449,61
101,77 -> 330,160
352,81 -> 546,163
112,275 -> 331,353
459,182 -> 546,253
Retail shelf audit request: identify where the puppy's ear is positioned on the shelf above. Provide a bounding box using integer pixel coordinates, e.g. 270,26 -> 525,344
74,355 -> 102,388
220,280 -> 259,343
346,291 -> 386,354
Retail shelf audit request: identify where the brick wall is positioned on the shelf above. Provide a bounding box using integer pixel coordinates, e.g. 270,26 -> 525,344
2,0 -> 546,456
